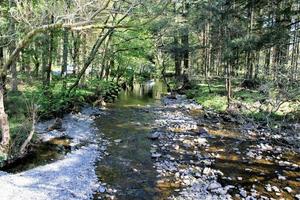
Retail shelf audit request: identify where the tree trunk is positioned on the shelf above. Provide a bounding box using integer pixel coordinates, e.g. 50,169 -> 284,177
0,85 -> 10,154
68,28 -> 114,94
61,28 -> 69,77
174,35 -> 181,80
20,106 -> 36,154
44,16 -> 55,87
264,49 -> 271,78
0,47 -> 3,79
71,31 -> 80,74
226,62 -> 231,108
9,0 -> 18,91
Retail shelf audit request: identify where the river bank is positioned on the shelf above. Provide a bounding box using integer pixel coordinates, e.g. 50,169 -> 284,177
0,84 -> 299,200
151,94 -> 300,200
0,107 -> 108,200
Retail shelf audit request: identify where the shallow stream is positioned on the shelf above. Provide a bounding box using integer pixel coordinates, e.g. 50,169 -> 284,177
1,81 -> 299,200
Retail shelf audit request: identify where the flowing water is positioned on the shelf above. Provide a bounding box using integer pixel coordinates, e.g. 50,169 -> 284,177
1,81 -> 299,199
94,81 -> 168,199
94,82 -> 299,199
1,137 -> 72,173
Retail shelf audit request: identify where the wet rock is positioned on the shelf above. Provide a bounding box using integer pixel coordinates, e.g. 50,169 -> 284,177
202,167 -> 213,176
224,185 -> 235,191
174,144 -> 180,150
271,186 -> 280,193
98,186 -> 106,193
198,127 -> 209,135
258,143 -> 273,151
284,187 -> 293,193
246,151 -> 256,158
265,184 -> 272,192
207,182 -> 222,191
47,118 -> 63,131
275,192 -> 281,196
243,123 -> 255,130
194,138 -> 207,146
213,187 -> 228,195
260,196 -> 269,200
148,132 -> 161,140
151,153 -> 162,158
239,188 -> 247,197
278,161 -> 291,166
278,175 -> 286,180
114,139 -> 122,143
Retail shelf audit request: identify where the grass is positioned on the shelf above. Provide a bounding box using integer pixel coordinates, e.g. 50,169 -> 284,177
186,81 -> 227,112
185,79 -> 299,124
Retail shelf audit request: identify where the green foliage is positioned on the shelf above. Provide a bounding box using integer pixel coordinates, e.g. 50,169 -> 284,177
186,82 -> 227,112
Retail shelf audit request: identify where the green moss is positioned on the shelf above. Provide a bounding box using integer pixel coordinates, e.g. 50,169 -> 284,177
234,89 -> 264,103
186,81 -> 227,112
196,95 -> 227,112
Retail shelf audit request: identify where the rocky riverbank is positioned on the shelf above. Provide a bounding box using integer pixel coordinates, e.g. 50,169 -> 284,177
0,107 -> 108,200
151,94 -> 300,200
152,95 -> 232,199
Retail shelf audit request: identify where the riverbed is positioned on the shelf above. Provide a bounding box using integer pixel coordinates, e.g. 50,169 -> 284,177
0,81 -> 299,200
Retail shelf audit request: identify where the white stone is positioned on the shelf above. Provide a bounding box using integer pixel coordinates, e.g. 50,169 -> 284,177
239,188 -> 247,197
114,139 -> 122,143
151,153 -> 162,158
284,187 -> 293,193
272,186 -> 280,193
207,182 -> 222,191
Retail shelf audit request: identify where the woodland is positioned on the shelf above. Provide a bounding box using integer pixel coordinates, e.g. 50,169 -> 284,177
0,0 -> 299,199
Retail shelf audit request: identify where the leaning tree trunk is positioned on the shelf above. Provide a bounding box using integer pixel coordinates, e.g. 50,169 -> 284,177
0,85 -> 10,154
68,28 -> 114,94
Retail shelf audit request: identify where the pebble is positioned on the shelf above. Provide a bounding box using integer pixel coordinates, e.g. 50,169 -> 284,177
239,188 -> 247,197
271,186 -> 280,193
153,95 -> 299,200
98,186 -> 106,193
207,182 -> 222,191
265,184 -> 272,192
202,167 -> 212,176
284,187 -> 293,193
148,132 -> 161,140
278,175 -> 286,180
151,153 -> 162,158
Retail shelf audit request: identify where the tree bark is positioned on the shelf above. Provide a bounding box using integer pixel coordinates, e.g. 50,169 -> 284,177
0,85 -> 10,154
19,106 -> 36,154
44,16 -> 55,87
61,28 -> 69,76
9,0 -> 18,91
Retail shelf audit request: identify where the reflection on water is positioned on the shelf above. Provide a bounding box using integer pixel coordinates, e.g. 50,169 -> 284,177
115,81 -> 167,107
196,125 -> 300,199
95,81 -> 168,200
96,81 -> 299,199
1,137 -> 72,173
